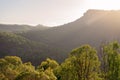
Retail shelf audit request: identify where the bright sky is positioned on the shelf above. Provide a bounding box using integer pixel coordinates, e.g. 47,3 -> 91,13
0,0 -> 120,26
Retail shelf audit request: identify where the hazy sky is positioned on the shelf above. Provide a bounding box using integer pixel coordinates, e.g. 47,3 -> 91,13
0,0 -> 120,26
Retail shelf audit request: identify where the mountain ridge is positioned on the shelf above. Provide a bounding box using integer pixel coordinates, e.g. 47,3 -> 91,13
0,23 -> 50,32
21,9 -> 120,52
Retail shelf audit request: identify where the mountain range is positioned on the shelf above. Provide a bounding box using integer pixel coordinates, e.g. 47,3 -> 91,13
22,9 -> 120,51
1,9 -> 120,65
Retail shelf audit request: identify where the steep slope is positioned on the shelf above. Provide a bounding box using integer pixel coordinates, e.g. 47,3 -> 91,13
22,9 -> 120,52
0,32 -> 65,65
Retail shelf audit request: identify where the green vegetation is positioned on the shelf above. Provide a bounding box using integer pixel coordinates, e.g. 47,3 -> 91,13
0,56 -> 57,80
0,32 -> 65,66
0,41 -> 120,80
100,42 -> 120,80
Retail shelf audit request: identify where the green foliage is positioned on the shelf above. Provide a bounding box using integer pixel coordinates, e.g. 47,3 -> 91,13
37,58 -> 58,80
54,57 -> 77,80
70,45 -> 101,80
0,56 -> 57,80
55,45 -> 101,80
0,32 -> 65,66
15,71 -> 41,80
0,56 -> 20,80
44,68 -> 57,80
4,56 -> 22,66
101,41 -> 120,80
0,73 -> 8,80
1,42 -> 120,80
37,58 -> 59,70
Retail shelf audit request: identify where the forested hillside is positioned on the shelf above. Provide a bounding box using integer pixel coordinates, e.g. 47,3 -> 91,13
0,32 -> 65,65
0,41 -> 120,80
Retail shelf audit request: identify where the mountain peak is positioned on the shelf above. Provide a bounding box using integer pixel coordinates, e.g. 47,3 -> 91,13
84,9 -> 107,16
84,9 -> 120,16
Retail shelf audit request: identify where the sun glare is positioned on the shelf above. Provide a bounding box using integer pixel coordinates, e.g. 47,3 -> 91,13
85,0 -> 120,10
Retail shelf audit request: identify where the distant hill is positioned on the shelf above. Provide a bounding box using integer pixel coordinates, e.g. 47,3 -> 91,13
0,24 -> 50,32
0,32 -> 65,65
22,9 -> 120,53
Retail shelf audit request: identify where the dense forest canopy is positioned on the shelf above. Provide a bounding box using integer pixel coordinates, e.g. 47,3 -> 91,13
0,32 -> 65,66
0,41 -> 120,80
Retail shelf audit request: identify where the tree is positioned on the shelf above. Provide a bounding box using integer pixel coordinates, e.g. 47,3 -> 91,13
15,71 -> 41,80
0,56 -> 21,80
54,56 -> 77,80
4,56 -> 22,66
56,45 -> 101,80
44,68 -> 57,80
0,56 -> 57,80
37,58 -> 58,80
37,58 -> 59,71
101,41 -> 120,80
